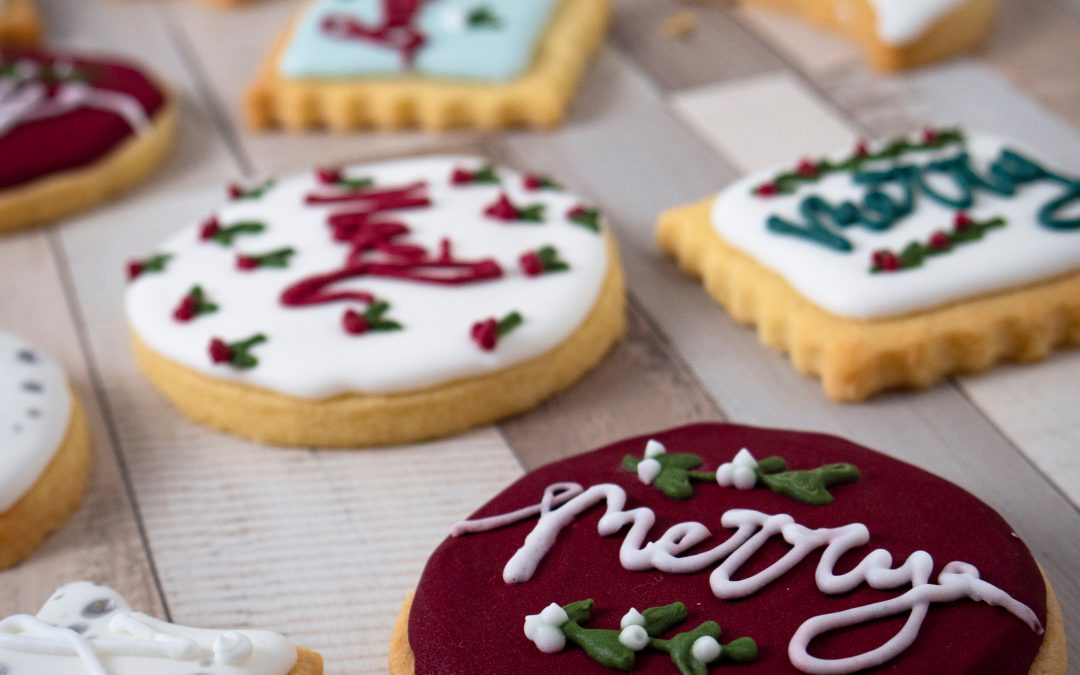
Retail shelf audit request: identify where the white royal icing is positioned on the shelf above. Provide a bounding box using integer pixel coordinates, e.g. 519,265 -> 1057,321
716,448 -> 758,490
0,330 -> 72,513
618,624 -> 649,651
453,481 -> 1043,675
864,0 -> 966,45
523,603 -> 569,654
0,59 -> 152,139
711,132 -> 1080,318
0,582 -> 299,675
125,156 -> 609,398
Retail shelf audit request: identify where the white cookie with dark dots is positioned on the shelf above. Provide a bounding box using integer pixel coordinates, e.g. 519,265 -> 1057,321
0,329 -> 71,512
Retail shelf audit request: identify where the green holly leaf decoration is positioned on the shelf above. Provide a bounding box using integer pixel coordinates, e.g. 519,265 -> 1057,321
622,440 -> 716,501
755,458 -> 860,506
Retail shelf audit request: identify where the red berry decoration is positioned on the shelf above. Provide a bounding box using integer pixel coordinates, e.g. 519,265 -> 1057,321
854,140 -> 870,158
922,127 -> 939,145
484,193 -> 545,223
796,159 -> 818,178
451,165 -> 499,185
173,286 -> 218,323
954,212 -> 973,232
470,311 -> 524,351
451,168 -> 474,185
126,253 -> 172,281
754,182 -> 778,197
872,250 -> 901,272
227,183 -> 244,200
520,252 -> 544,277
208,339 -> 233,364
200,217 -> 221,241
342,309 -> 370,335
208,334 -> 267,369
316,167 -> 343,185
928,231 -> 951,250
236,255 -> 259,270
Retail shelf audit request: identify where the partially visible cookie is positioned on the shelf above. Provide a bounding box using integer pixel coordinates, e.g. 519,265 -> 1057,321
0,48 -> 178,233
0,0 -> 41,47
246,0 -> 611,131
659,128 -> 1080,401
125,156 -> 625,447
0,581 -> 324,674
739,0 -> 993,71
393,423 -> 1066,674
0,330 -> 91,570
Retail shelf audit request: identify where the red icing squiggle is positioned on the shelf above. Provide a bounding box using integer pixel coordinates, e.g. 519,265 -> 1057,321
0,49 -> 166,191
409,424 -> 1047,674
320,0 -> 430,68
280,181 -> 503,308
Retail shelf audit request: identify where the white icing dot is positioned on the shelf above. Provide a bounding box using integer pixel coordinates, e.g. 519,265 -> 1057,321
524,603 -> 570,654
692,635 -> 722,664
618,624 -> 650,652
213,630 -> 254,664
637,458 -> 662,486
538,603 -> 568,626
644,439 -> 666,458
716,463 -> 735,487
619,608 -> 645,629
733,465 -> 757,490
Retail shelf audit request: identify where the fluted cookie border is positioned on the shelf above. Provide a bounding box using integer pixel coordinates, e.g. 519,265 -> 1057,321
657,199 -> 1080,402
245,0 -> 611,132
738,0 -> 994,71
131,234 -> 626,448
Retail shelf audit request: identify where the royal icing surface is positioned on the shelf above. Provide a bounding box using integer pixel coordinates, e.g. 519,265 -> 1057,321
279,0 -> 559,82
125,156 -> 609,399
409,424 -> 1048,674
711,131 -> 1080,318
0,330 -> 71,513
0,49 -> 166,191
0,582 -> 299,675
864,0 -> 965,44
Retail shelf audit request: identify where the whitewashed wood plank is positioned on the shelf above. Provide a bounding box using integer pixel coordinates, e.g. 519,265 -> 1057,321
672,72 -> 857,171
732,3 -> 862,74
0,229 -> 163,616
490,48 -> 1080,650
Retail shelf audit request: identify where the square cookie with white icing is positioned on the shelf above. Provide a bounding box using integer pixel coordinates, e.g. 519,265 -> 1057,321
245,0 -> 610,132
658,128 -> 1080,401
737,0 -> 993,71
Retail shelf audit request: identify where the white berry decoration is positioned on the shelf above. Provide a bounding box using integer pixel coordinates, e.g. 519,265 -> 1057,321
716,448 -> 759,490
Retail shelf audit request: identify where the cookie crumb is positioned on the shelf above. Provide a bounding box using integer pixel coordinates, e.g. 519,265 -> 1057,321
663,11 -> 698,39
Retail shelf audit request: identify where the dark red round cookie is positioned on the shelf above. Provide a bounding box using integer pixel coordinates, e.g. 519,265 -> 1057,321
0,48 -> 167,191
409,423 -> 1047,674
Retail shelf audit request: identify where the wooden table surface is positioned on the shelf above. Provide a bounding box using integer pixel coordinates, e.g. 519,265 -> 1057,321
3,0 -> 1079,672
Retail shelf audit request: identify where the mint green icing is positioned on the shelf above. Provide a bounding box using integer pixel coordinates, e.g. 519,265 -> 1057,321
279,0 -> 559,82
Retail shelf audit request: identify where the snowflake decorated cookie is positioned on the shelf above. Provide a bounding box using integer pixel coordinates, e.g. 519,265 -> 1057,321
0,0 -> 42,47
0,48 -> 177,232
125,156 -> 626,447
0,581 -> 324,674
245,0 -> 611,131
390,423 -> 1065,674
0,330 -> 91,569
657,128 -> 1080,401
735,0 -> 993,71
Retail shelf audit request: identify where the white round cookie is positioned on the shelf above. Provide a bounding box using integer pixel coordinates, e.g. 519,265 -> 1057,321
125,155 -> 610,399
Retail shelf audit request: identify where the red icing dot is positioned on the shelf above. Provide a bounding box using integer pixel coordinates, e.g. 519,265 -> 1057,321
955,212 -> 974,231
523,174 -> 544,191
173,295 -> 197,322
126,261 -> 143,280
796,158 -> 818,177
199,217 -> 221,241
754,183 -> 778,197
316,167 -> 342,185
855,140 -> 870,158
342,309 -> 370,335
929,231 -> 951,250
520,252 -> 544,277
873,250 -> 900,271
471,319 -> 498,351
922,127 -> 939,145
227,183 -> 244,200
208,338 -> 232,364
451,168 -> 474,185
236,255 -> 259,270
484,193 -> 519,221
